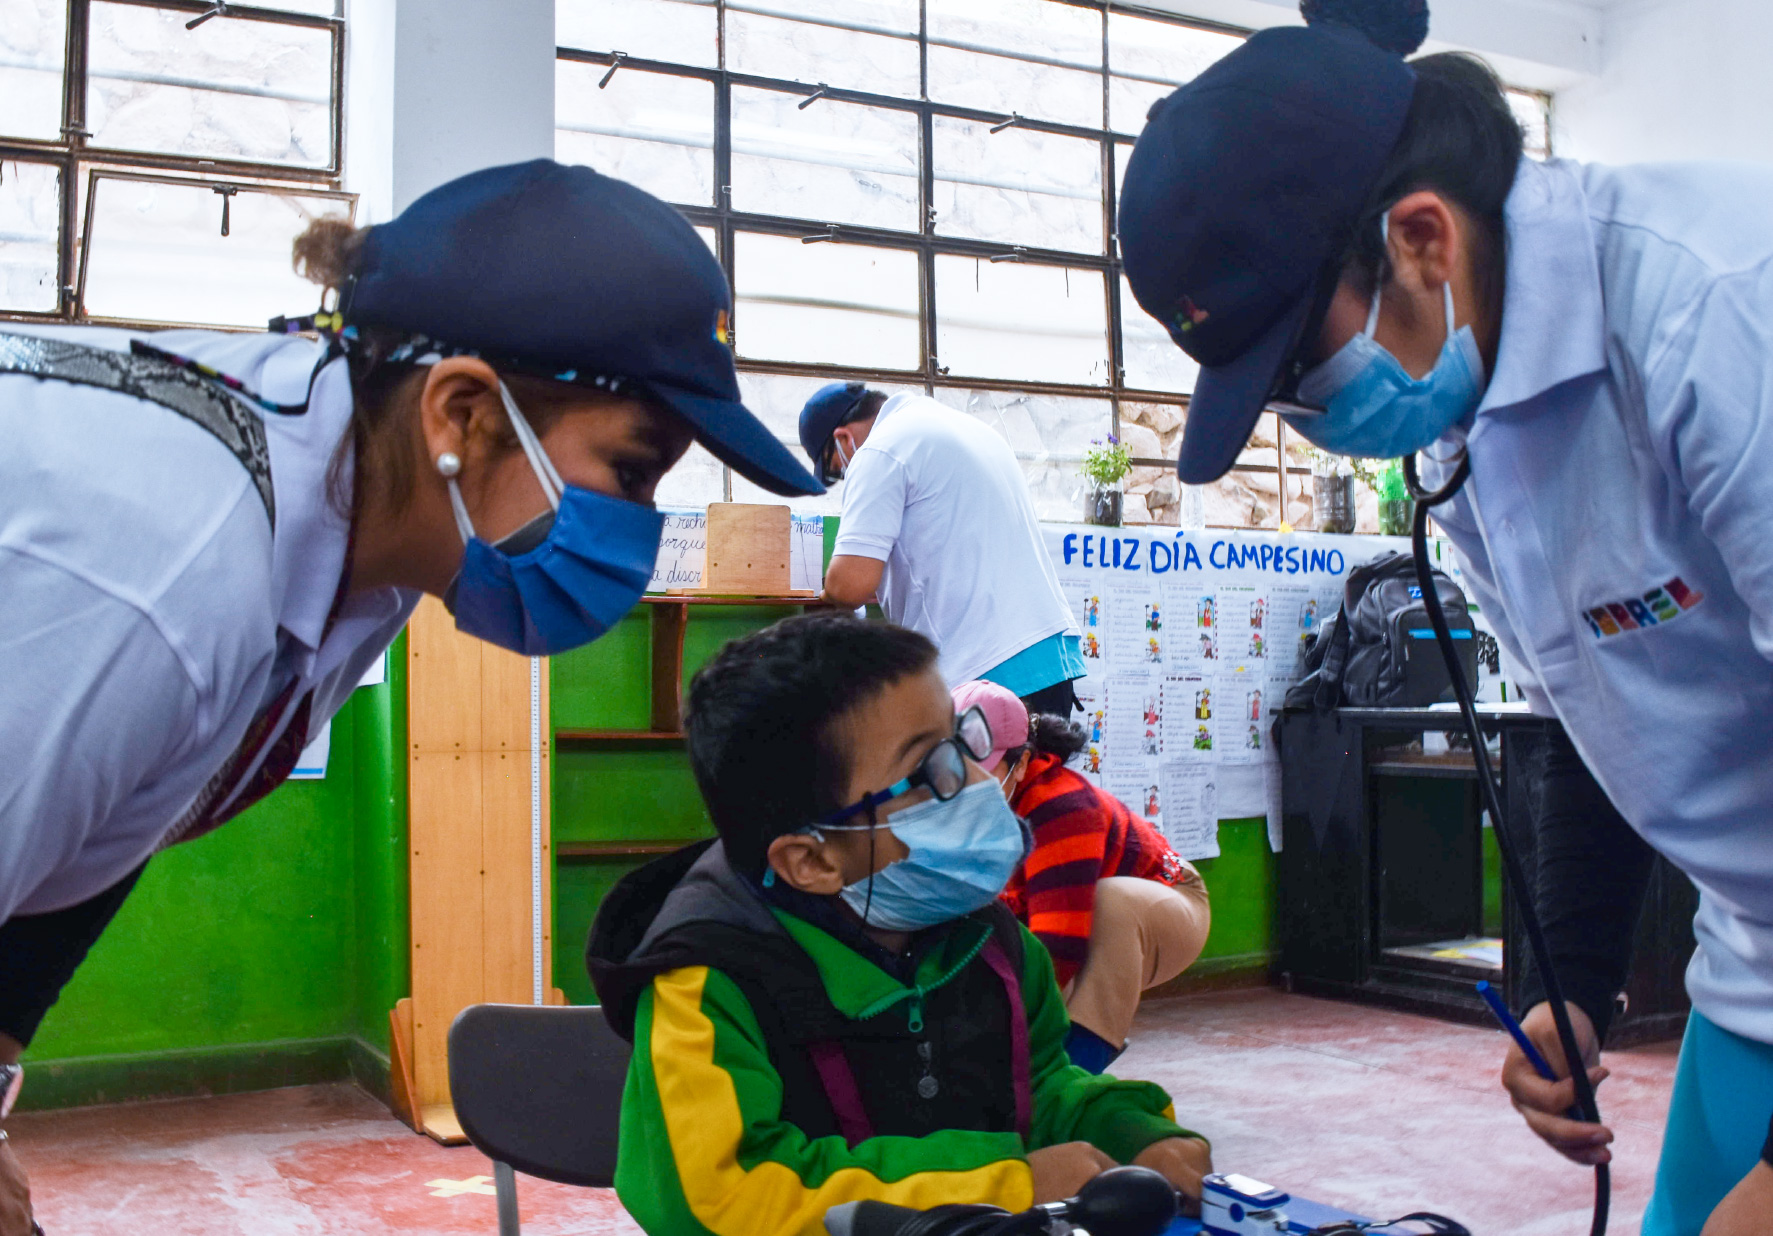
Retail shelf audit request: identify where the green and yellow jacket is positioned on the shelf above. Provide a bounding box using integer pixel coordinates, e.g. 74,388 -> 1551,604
588,840 -> 1196,1236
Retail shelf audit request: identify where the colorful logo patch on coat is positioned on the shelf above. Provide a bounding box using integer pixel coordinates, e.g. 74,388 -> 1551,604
1582,577 -> 1704,639
1171,295 -> 1210,335
713,309 -> 731,346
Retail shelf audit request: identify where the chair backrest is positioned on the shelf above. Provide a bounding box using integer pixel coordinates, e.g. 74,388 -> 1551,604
448,1003 -> 630,1187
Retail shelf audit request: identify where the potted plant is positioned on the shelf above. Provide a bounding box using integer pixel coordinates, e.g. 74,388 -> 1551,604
1081,436 -> 1131,526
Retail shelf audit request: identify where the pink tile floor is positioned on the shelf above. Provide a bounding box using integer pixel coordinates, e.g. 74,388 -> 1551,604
10,988 -> 1676,1236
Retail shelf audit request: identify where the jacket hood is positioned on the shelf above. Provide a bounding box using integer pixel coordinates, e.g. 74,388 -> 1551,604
586,838 -> 787,1039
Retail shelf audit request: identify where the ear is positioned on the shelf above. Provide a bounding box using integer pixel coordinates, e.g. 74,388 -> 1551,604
417,356 -> 506,470
1384,190 -> 1460,294
767,832 -> 847,896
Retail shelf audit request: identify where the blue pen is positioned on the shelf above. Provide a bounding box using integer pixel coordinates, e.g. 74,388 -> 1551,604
1476,980 -> 1558,1081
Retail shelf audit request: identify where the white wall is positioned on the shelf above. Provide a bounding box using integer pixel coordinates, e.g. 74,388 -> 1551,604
1556,0 -> 1773,165
345,0 -> 556,222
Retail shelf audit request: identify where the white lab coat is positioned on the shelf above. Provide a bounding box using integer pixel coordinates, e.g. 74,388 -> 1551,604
0,326 -> 418,920
1421,157 -> 1773,1045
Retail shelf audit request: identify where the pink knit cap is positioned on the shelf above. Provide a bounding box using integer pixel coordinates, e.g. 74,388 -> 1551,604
950,679 -> 1029,773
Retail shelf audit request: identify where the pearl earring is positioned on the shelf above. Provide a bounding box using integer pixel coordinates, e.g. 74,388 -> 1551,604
436,452 -> 461,478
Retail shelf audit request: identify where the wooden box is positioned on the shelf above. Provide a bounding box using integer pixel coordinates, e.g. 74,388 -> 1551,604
700,502 -> 791,595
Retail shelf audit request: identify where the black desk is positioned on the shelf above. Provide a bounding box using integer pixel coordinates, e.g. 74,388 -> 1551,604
1274,706 -> 1695,1043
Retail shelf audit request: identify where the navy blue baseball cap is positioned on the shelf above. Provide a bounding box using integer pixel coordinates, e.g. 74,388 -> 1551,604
1118,1 -> 1426,484
797,381 -> 869,484
341,159 -> 823,497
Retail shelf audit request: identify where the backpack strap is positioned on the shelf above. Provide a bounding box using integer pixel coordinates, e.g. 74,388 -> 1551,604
980,937 -> 1031,1139
806,1041 -> 876,1148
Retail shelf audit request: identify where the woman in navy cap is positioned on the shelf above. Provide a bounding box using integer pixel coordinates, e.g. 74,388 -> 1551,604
0,159 -> 819,1233
1119,3 -> 1773,1233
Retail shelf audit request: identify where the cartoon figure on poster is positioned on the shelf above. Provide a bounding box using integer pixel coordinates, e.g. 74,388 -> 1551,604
1144,728 -> 1159,756
1194,724 -> 1213,751
1085,746 -> 1102,774
1194,687 -> 1212,721
1247,723 -> 1263,752
1144,785 -> 1161,818
1198,595 -> 1216,628
1251,597 -> 1266,629
1086,595 -> 1101,627
1089,709 -> 1104,743
1247,688 -> 1263,722
1084,632 -> 1102,659
1144,696 -> 1160,726
1200,629 -> 1217,660
1147,635 -> 1162,663
1302,598 -> 1318,632
1146,603 -> 1162,632
1249,631 -> 1265,658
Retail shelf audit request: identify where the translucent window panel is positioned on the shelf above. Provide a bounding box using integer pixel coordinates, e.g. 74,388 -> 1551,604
736,370 -> 924,444
0,161 -> 61,312
934,257 -> 1108,386
242,0 -> 337,12
730,88 -> 920,232
1119,275 -> 1198,394
0,0 -> 67,141
1508,88 -> 1551,159
730,468 -> 843,516
926,45 -> 1103,128
654,441 -> 727,509
1107,14 -> 1243,134
695,225 -> 719,259
557,64 -> 715,207
557,0 -> 717,66
85,4 -> 334,168
734,233 -> 920,370
932,119 -> 1102,255
927,0 -> 1101,70
726,3 -> 920,100
81,177 -> 353,327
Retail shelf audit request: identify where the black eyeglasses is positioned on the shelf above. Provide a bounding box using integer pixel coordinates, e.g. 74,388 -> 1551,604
814,706 -> 993,830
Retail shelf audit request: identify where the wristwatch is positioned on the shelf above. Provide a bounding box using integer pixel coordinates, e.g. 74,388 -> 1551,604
0,1063 -> 21,1122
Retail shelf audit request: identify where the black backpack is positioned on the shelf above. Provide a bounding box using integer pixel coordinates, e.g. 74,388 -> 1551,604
1285,551 -> 1478,710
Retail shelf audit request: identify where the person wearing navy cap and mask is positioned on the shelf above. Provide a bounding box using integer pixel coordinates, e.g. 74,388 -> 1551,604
797,382 -> 1082,714
1120,2 -> 1773,1232
0,159 -> 820,1234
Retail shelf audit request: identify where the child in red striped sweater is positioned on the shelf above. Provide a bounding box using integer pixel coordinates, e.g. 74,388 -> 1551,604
953,680 -> 1212,1073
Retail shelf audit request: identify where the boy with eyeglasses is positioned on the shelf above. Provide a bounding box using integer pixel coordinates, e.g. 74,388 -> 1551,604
588,612 -> 1211,1236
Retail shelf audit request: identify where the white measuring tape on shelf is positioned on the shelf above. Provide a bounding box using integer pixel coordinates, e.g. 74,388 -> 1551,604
530,655 -> 544,1006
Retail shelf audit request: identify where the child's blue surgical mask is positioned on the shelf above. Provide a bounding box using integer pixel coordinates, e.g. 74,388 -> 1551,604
1279,225 -> 1486,461
823,780 -> 1030,932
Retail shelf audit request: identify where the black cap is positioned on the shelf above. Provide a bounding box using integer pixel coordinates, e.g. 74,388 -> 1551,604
344,159 -> 823,497
1118,2 -> 1425,483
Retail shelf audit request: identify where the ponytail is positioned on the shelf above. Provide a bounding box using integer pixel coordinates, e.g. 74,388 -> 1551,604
1026,713 -> 1088,761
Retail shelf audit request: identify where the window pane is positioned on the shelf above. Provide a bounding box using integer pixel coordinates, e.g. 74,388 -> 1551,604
82,177 -> 352,327
934,257 -> 1107,385
1120,274 -> 1198,394
933,119 -> 1101,254
927,0 -> 1102,126
931,386 -> 1107,521
655,441 -> 726,509
0,0 -> 67,141
0,160 -> 61,312
726,3 -> 920,99
736,370 -> 924,445
731,87 -> 920,231
1107,13 -> 1243,134
246,0 -> 337,13
695,224 -> 718,258
928,0 -> 1101,70
557,64 -> 714,207
734,233 -> 920,370
1508,88 -> 1551,159
558,0 -> 717,67
86,3 -> 335,168
926,45 -> 1102,128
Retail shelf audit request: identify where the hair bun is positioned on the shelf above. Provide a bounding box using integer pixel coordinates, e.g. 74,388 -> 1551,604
1300,0 -> 1429,56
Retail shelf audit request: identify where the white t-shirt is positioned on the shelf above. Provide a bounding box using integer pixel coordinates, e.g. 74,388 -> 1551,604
831,393 -> 1077,684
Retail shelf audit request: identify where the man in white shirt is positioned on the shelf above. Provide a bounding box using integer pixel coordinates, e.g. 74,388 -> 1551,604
798,383 -> 1082,712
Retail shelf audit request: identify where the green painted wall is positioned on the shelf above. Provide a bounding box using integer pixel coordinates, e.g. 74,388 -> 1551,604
20,638 -> 409,1110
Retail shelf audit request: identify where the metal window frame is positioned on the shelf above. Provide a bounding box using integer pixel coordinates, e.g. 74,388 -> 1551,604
0,0 -> 346,325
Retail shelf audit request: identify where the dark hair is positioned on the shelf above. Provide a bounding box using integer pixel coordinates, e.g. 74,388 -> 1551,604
1016,713 -> 1088,764
683,613 -> 939,876
1341,52 -> 1523,319
291,218 -> 625,518
852,390 -> 888,423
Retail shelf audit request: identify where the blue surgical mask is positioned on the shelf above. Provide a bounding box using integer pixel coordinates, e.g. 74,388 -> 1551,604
831,779 -> 1031,932
1280,271 -> 1486,461
442,382 -> 664,656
